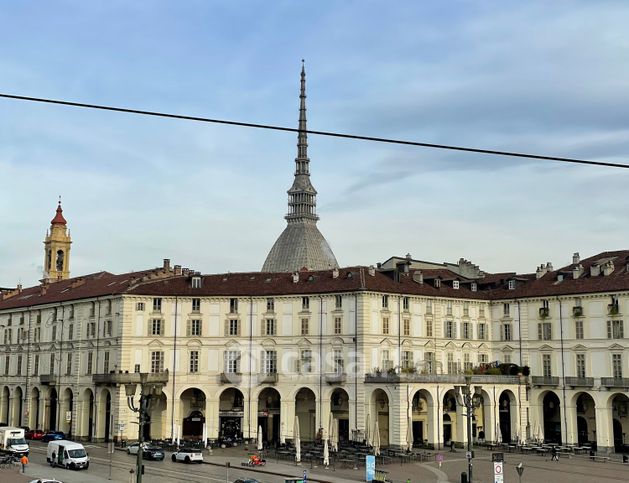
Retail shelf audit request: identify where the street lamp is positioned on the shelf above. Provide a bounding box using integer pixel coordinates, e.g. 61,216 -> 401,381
125,373 -> 165,483
455,375 -> 482,483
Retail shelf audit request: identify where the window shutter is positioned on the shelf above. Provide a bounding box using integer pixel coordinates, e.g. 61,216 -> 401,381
607,320 -> 612,339
261,320 -> 265,337
620,321 -> 625,338
538,324 -> 542,340
224,320 -> 228,337
237,320 -> 241,336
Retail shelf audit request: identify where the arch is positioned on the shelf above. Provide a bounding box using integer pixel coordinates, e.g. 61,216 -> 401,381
610,393 -> 629,452
98,388 -> 112,441
258,387 -> 281,446
442,389 -> 460,445
81,388 -> 94,440
498,390 -> 517,443
29,387 -> 41,430
330,388 -> 350,443
370,388 -> 390,447
59,387 -> 74,436
540,391 -> 562,444
48,387 -> 58,431
411,388 -> 434,446
573,392 -> 596,446
295,387 -> 316,442
11,386 -> 23,427
1,386 -> 10,424
180,387 -> 207,441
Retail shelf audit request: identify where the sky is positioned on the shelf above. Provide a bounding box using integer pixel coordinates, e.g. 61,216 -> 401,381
1,0 -> 629,287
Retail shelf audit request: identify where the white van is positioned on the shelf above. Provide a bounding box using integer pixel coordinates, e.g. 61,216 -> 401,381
0,427 -> 29,457
46,440 -> 90,470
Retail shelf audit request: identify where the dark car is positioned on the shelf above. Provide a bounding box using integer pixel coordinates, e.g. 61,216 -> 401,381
25,429 -> 45,440
234,479 -> 261,483
41,431 -> 65,442
142,445 -> 165,461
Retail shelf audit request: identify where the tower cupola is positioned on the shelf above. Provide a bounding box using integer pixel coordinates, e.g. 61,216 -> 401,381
43,198 -> 72,282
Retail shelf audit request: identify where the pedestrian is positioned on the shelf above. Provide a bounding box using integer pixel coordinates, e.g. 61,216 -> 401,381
20,454 -> 28,473
551,445 -> 559,461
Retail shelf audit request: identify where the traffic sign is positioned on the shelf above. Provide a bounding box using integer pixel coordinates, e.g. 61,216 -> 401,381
466,451 -> 472,460
494,461 -> 504,483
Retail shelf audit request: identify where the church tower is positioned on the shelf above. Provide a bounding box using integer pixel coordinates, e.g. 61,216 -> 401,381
262,62 -> 339,272
43,199 -> 72,281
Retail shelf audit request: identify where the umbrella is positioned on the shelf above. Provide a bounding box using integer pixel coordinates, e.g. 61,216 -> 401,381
203,423 -> 208,448
406,416 -> 413,452
327,412 -> 334,450
294,415 -> 301,463
257,425 -> 263,451
323,435 -> 330,467
332,418 -> 339,452
496,423 -> 502,444
280,421 -> 286,445
538,423 -> 544,443
365,413 -> 371,447
373,418 -> 381,456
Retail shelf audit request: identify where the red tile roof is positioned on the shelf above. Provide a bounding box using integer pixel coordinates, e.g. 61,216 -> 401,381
51,202 -> 67,225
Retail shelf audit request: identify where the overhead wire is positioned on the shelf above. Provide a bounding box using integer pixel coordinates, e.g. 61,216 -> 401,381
0,92 -> 627,169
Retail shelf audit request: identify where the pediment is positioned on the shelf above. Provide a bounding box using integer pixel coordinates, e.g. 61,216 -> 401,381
330,337 -> 344,347
478,343 -> 488,350
260,338 -> 277,347
379,338 -> 394,346
424,340 -> 435,348
224,339 -> 240,348
298,338 -> 312,347
609,343 -> 624,351
401,338 -> 412,347
186,338 -> 202,347
572,344 -> 588,352
502,345 -> 514,352
539,344 -> 553,351
148,339 -> 164,348
461,342 -> 472,349
444,341 -> 456,349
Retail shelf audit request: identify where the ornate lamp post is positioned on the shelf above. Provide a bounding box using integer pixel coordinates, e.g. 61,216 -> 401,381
125,373 -> 166,483
456,375 -> 482,483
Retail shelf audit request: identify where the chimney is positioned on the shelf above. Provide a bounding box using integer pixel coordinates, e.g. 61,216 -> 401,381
332,268 -> 339,279
536,265 -> 547,279
603,260 -> 615,276
163,258 -> 171,270
40,285 -> 47,296
368,265 -> 376,277
590,264 -> 601,277
182,268 -> 190,276
546,262 -> 553,271
406,253 -> 412,261
572,264 -> 583,279
174,265 -> 182,276
17,283 -> 23,293
412,270 -> 423,284
572,252 -> 580,265
292,272 -> 299,283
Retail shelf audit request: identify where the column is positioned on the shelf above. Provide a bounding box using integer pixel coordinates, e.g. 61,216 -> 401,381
595,406 -> 614,454
564,399 -> 578,445
206,398 -> 219,440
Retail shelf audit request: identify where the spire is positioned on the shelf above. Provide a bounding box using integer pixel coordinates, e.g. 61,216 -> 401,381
51,197 -> 67,225
286,60 -> 318,223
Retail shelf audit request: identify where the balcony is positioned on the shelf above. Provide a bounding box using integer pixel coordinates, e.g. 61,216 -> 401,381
259,373 -> 278,384
325,372 -> 347,384
365,372 -> 521,385
564,377 -> 594,388
532,376 -> 559,386
220,372 -> 242,384
608,304 -> 620,315
572,306 -> 584,317
39,374 -> 56,385
601,377 -> 629,389
539,307 -> 550,318
93,370 -> 169,386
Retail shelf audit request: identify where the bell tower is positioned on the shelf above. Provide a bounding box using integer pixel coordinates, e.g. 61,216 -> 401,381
43,198 -> 72,281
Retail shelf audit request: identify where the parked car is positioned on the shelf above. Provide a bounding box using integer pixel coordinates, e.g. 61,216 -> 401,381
25,429 -> 45,440
126,442 -> 145,455
171,447 -> 203,463
142,445 -> 165,461
234,479 -> 261,483
41,431 -> 65,442
29,479 -> 64,483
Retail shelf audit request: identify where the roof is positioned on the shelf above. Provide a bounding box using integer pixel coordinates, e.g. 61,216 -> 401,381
51,202 -> 67,225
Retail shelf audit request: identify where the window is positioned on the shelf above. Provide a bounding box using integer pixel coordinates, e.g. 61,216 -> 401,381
463,302 -> 469,317
266,298 -> 275,312
66,353 -> 72,375
36,311 -> 41,324
478,353 -> 488,364
33,354 -> 39,375
151,351 -> 164,373
228,319 -> 239,336
51,325 -> 57,340
264,350 -> 277,373
462,322 -> 471,340
150,319 -> 163,336
382,349 -> 392,370
86,351 -> 93,375
301,297 -> 309,310
69,305 -> 75,319
335,295 -> 343,309
301,318 -> 309,335
403,296 -> 410,311
188,319 -> 202,337
49,353 -> 55,374
189,350 -> 199,373
17,327 -> 24,341
334,317 -> 342,335
3,328 -> 11,344
503,303 -> 510,317
479,306 -> 485,317
576,353 -> 586,378
609,295 -> 620,314
447,353 -> 457,374
426,300 -> 433,315
502,323 -> 512,341
90,302 -> 96,317
612,354 -> 623,378
105,319 -> 112,337
68,324 -> 73,340
471,282 -> 478,292
607,320 -> 624,339
403,318 -> 410,336
333,349 -> 344,373
265,318 -> 276,336
575,320 -> 584,339
402,351 -> 413,369
540,299 -> 550,317
229,298 -> 239,313
478,323 -> 486,340
17,355 -> 22,375
136,302 -> 145,311
103,351 -> 110,373
134,364 -> 140,373
445,320 -> 454,339
191,276 -> 201,289
382,295 -> 389,308
508,279 -> 516,290
53,308 -> 58,321
106,300 -> 112,315
425,352 -> 435,374
503,353 -> 512,363
34,327 -> 40,342
382,317 -> 390,335
542,354 -> 552,377
4,355 -> 9,375
453,280 -> 460,290
446,301 -> 452,316
192,298 -> 201,312
299,350 -> 312,373
426,319 -> 433,337
88,322 -> 96,338
464,353 -> 472,371
153,298 -> 162,312
538,322 -> 552,340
